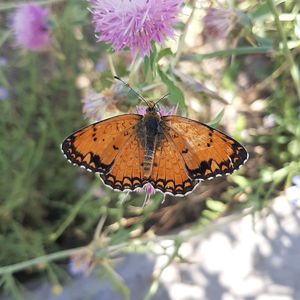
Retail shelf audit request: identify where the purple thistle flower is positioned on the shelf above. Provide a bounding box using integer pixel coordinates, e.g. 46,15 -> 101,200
88,0 -> 183,57
203,8 -> 236,40
0,87 -> 9,101
82,83 -> 126,122
82,89 -> 110,122
286,176 -> 300,206
11,4 -> 51,51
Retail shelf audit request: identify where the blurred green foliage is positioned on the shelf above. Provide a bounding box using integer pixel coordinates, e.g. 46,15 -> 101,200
0,0 -> 300,299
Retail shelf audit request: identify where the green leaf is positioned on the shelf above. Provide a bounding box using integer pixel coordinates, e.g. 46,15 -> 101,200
207,109 -> 225,128
144,44 -> 158,79
157,48 -> 174,62
236,10 -> 252,30
144,56 -> 150,79
202,209 -> 219,220
255,35 -> 273,48
149,44 -> 158,72
183,47 -> 273,62
231,175 -> 250,188
206,199 -> 226,212
157,67 -> 185,110
272,167 -> 289,184
250,3 -> 270,19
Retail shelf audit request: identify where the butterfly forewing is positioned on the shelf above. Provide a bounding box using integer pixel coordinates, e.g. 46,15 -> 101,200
61,114 -> 142,174
162,115 -> 248,181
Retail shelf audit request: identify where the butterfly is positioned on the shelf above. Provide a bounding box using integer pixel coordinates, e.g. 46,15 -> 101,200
61,99 -> 248,197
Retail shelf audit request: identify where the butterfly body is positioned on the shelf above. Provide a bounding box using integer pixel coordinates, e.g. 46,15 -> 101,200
62,105 -> 248,196
137,108 -> 164,178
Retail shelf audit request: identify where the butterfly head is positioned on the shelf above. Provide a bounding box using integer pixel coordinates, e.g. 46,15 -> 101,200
145,92 -> 170,114
146,100 -> 159,114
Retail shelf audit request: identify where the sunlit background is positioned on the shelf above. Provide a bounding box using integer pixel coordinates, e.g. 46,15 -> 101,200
1,0 -> 300,299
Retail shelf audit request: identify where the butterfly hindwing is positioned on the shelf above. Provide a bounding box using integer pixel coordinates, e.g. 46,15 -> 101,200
61,114 -> 142,174
100,133 -> 146,191
149,134 -> 196,196
162,115 -> 248,181
101,124 -> 198,196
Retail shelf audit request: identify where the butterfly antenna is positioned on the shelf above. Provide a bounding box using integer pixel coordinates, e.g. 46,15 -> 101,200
154,92 -> 170,106
114,76 -> 150,106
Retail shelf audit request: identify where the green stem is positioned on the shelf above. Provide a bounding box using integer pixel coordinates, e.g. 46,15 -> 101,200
101,260 -> 130,300
49,190 -> 93,241
266,0 -> 300,99
144,241 -> 181,300
0,210 -> 253,277
93,214 -> 107,241
182,46 -> 273,61
0,247 -> 85,276
107,54 -> 117,77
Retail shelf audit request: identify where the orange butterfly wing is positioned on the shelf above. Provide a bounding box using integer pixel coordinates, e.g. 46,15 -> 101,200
61,114 -> 142,174
162,115 -> 248,182
148,135 -> 196,196
99,133 -> 147,191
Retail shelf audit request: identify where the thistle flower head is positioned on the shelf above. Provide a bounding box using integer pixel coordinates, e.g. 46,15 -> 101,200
82,83 -> 126,122
11,3 -> 51,51
89,0 -> 183,57
82,89 -> 111,122
203,8 -> 236,40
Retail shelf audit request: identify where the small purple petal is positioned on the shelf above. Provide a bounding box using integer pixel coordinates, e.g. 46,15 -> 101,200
143,183 -> 156,196
11,4 -> 51,51
69,251 -> 92,276
159,105 -> 176,116
91,187 -> 105,198
136,105 -> 176,116
0,87 -> 9,101
136,106 -> 147,116
292,176 -> 300,187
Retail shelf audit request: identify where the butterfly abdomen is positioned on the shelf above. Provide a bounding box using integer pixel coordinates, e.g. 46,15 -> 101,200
142,113 -> 161,178
143,135 -> 157,177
